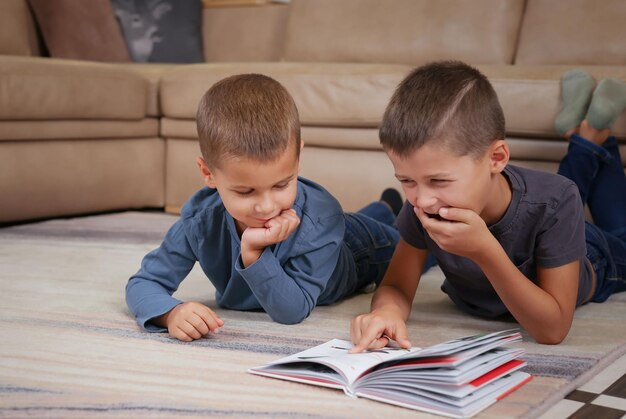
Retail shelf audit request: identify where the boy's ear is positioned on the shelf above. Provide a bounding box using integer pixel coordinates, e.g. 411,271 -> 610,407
196,156 -> 217,188
488,140 -> 510,173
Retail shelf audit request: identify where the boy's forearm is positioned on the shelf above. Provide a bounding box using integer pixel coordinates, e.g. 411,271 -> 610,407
474,244 -> 573,344
371,286 -> 413,320
236,247 -> 322,324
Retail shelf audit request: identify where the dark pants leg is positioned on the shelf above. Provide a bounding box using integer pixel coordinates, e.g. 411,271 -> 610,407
558,134 -> 626,301
344,201 -> 436,291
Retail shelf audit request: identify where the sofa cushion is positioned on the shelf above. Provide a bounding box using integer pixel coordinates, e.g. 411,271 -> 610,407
202,4 -> 289,62
0,56 -> 148,120
0,0 -> 40,56
283,0 -> 525,65
159,62 -> 626,140
0,119 -> 159,141
28,0 -> 130,62
114,63 -> 178,117
160,62 -> 412,125
516,0 -> 626,65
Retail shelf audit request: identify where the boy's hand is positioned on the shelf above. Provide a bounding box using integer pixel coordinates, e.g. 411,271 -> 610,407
240,209 -> 300,266
415,206 -> 497,262
161,301 -> 224,342
349,308 -> 412,353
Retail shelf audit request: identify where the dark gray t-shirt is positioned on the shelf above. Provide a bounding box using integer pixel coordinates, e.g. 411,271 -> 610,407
396,165 -> 592,318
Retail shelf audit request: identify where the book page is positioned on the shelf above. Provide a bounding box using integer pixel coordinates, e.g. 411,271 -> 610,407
259,339 -> 422,385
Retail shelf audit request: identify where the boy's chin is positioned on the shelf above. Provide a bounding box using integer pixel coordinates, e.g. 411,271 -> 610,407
241,221 -> 265,229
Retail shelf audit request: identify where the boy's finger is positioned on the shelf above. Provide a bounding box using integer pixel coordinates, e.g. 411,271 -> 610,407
175,324 -> 197,341
394,324 -> 412,349
182,320 -> 203,339
188,313 -> 210,336
173,328 -> 193,342
287,219 -> 300,236
207,316 -> 221,333
414,208 -> 430,229
438,207 -> 472,223
281,208 -> 298,218
415,208 -> 444,234
349,327 -> 384,353
350,320 -> 362,347
197,309 -> 222,332
286,213 -> 300,229
195,303 -> 218,319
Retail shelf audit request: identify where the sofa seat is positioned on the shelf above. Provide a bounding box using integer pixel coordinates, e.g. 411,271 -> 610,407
0,56 -> 164,222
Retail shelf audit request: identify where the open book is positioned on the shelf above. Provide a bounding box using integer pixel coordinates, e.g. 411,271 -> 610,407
249,329 -> 532,418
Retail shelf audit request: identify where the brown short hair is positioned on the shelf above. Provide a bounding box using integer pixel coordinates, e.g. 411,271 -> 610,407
196,74 -> 301,168
380,61 -> 505,159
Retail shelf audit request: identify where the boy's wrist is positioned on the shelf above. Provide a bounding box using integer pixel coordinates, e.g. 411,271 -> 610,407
472,236 -> 505,268
240,244 -> 264,267
371,291 -> 410,319
153,305 -> 177,328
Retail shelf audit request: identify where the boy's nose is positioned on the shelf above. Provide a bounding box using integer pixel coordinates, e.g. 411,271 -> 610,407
414,191 -> 437,210
254,196 -> 274,215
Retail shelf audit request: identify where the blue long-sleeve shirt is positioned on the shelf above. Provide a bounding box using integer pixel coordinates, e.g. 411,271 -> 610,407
126,177 -> 358,331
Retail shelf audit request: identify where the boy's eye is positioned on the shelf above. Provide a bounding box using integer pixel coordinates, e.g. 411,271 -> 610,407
274,182 -> 289,190
431,179 -> 450,184
234,189 -> 253,196
399,179 -> 415,185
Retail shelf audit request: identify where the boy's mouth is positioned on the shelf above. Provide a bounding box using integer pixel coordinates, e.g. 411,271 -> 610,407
425,212 -> 444,221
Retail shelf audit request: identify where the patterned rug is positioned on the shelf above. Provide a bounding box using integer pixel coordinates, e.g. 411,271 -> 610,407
1,211 -> 625,418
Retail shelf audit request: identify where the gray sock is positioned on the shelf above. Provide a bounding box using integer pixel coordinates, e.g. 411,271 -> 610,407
554,69 -> 595,136
586,78 -> 626,130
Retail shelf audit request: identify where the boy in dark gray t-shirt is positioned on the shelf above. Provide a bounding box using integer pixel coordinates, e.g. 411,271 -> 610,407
396,164 -> 591,319
349,62 -> 626,349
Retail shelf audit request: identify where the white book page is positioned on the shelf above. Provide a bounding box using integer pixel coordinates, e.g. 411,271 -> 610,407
256,339 -> 421,385
394,329 -> 521,362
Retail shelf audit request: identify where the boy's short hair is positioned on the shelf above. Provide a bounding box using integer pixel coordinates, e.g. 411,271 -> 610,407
380,60 -> 505,159
196,74 -> 301,168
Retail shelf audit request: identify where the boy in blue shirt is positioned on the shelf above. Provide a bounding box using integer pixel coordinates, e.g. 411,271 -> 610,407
126,74 -> 410,341
350,62 -> 626,349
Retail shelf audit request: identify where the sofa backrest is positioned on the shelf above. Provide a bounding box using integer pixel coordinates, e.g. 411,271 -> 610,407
0,0 -> 40,57
282,0 -> 526,65
202,4 -> 289,62
515,0 -> 626,65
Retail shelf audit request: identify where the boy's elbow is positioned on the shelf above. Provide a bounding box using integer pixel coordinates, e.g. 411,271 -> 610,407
535,335 -> 565,345
273,316 -> 304,325
271,312 -> 308,325
269,307 -> 311,325
534,327 -> 570,345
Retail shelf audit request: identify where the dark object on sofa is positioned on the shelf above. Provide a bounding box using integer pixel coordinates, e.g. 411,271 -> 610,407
111,0 -> 203,63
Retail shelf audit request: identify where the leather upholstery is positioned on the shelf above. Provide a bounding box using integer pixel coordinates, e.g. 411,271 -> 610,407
1,0 -> 625,221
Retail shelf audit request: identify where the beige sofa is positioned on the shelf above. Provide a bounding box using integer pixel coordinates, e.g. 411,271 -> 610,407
1,0 -> 625,223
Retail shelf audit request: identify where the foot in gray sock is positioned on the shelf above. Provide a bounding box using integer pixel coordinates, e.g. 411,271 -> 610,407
586,78 -> 626,130
555,70 -> 595,136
